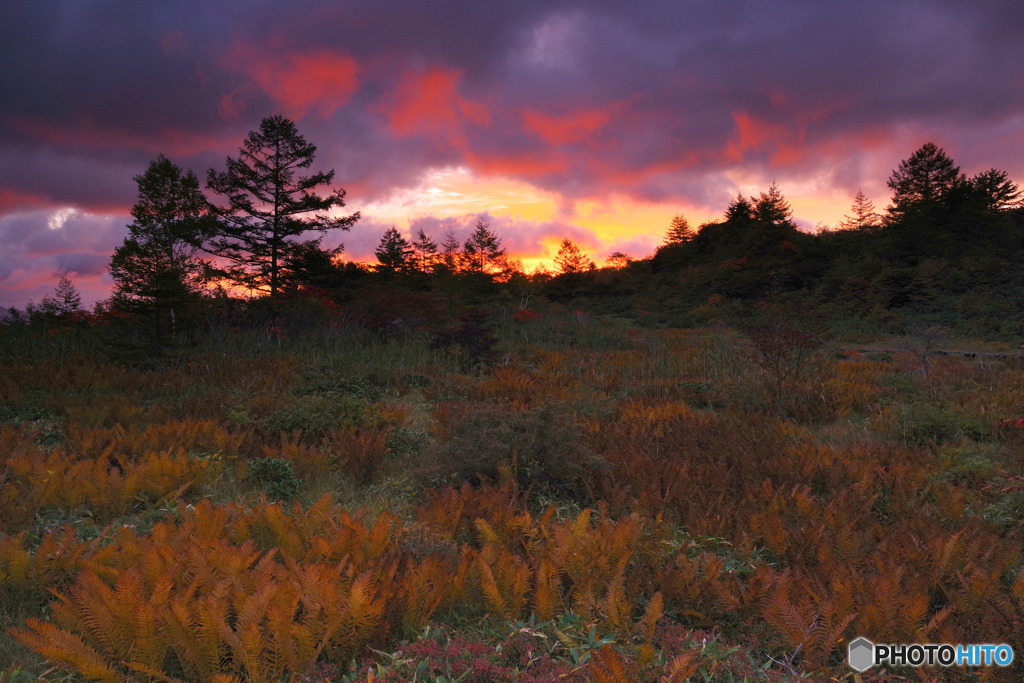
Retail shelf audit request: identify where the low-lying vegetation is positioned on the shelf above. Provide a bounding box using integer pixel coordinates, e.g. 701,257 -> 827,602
2,308 -> 1024,681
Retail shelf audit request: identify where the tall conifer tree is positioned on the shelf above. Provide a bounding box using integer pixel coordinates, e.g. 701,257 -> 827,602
840,189 -> 880,230
109,155 -> 216,353
410,229 -> 438,274
554,238 -> 594,274
462,219 -> 506,275
206,115 -> 359,297
664,213 -> 695,244
374,227 -> 414,275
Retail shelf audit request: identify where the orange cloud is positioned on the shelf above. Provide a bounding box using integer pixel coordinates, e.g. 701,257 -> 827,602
520,106 -> 613,145
764,88 -> 851,127
725,94 -> 854,168
463,149 -> 568,178
225,45 -> 359,119
725,111 -> 808,166
376,67 -> 490,140
726,111 -> 786,160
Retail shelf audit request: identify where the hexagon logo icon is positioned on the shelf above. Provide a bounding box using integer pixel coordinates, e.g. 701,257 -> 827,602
848,637 -> 874,672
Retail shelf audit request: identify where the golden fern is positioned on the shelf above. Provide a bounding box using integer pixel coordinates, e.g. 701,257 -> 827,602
195,591 -> 232,679
1012,565 -> 1024,600
638,592 -> 663,644
571,508 -> 592,538
123,660 -> 187,683
347,571 -> 384,636
0,536 -> 30,585
532,558 -> 562,622
13,618 -> 121,683
508,559 -> 531,620
761,571 -> 820,652
661,650 -> 701,682
603,569 -> 630,634
474,518 -> 501,546
807,607 -> 857,669
476,551 -> 508,619
400,556 -> 449,630
588,645 -> 629,683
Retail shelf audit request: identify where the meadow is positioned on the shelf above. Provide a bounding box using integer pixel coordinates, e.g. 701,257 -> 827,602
2,308 -> 1024,682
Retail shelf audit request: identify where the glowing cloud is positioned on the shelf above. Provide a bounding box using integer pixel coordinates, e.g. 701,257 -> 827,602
47,208 -> 78,231
349,166 -> 710,270
520,106 -> 615,145
725,111 -> 796,164
376,67 -> 490,141
223,45 -> 360,119
462,149 -> 568,179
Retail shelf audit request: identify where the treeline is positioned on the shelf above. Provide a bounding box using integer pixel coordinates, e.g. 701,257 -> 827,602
643,142 -> 1024,335
5,121 -> 1024,359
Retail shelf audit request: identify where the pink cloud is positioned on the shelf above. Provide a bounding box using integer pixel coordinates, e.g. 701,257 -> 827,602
223,44 -> 360,120
375,67 -> 490,141
520,105 -> 615,145
10,117 -> 229,159
725,111 -> 796,164
0,188 -> 48,213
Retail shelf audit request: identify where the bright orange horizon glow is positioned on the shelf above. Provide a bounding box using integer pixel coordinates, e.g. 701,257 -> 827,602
353,166 -> 860,272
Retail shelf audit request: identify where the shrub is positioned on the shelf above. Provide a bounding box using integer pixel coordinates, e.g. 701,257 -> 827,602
293,373 -> 386,402
895,401 -> 991,445
264,394 -> 373,436
932,444 -> 1000,486
425,401 -> 604,504
430,311 -> 500,372
398,372 -> 432,389
246,457 -> 302,500
385,426 -> 427,458
737,302 -> 834,419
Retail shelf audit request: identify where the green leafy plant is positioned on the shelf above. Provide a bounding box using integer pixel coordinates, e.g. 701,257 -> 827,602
264,394 -> 373,436
246,456 -> 302,500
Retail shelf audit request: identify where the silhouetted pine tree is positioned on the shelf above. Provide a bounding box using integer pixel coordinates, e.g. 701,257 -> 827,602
206,115 -> 359,297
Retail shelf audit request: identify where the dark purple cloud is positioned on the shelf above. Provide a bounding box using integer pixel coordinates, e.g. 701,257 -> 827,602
2,0 -> 1023,306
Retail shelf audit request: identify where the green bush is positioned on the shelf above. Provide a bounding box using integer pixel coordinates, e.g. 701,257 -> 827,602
385,426 -> 427,458
293,373 -> 386,401
978,490 -> 1024,528
425,401 -> 604,504
264,394 -> 373,436
931,444 -> 1000,486
246,457 -> 301,500
897,401 -> 991,445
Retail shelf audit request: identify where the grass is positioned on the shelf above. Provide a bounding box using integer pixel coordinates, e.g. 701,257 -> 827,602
2,314 -> 1024,681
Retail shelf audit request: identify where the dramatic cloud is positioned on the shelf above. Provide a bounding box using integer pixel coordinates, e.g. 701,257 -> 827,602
2,0 -> 1023,305
222,44 -> 360,120
0,209 -> 126,309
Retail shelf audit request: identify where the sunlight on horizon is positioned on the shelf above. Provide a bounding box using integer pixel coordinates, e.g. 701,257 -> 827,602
352,166 -> 748,267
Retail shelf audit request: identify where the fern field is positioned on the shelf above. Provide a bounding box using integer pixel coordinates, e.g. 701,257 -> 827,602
2,312 -> 1024,682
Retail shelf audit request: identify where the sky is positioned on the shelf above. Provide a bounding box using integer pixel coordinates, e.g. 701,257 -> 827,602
2,0 -> 1024,308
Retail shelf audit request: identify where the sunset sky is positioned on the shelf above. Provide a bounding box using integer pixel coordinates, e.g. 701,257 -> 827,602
2,0 -> 1024,308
